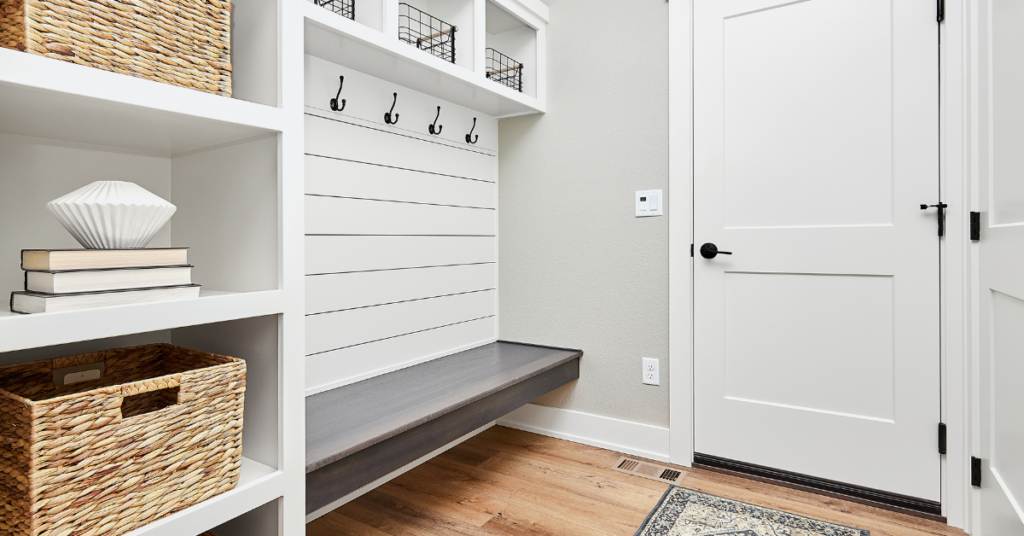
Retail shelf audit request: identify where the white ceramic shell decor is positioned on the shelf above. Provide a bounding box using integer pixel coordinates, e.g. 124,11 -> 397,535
47,181 -> 177,249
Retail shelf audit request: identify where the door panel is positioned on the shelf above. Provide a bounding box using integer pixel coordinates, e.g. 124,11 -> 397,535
978,1 -> 1024,532
723,0 -> 894,229
992,292 -> 1024,508
694,0 -> 940,501
724,273 -> 895,422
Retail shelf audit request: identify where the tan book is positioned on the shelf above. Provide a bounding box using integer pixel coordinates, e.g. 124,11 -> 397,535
21,248 -> 188,271
10,285 -> 201,314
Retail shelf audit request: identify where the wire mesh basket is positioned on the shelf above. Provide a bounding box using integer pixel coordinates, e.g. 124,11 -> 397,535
315,0 -> 354,19
486,48 -> 523,92
399,3 -> 457,64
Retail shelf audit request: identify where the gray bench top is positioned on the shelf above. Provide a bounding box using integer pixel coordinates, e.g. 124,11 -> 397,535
305,341 -> 582,472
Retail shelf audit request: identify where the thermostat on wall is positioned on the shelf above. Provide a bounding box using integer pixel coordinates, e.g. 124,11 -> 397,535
636,189 -> 663,217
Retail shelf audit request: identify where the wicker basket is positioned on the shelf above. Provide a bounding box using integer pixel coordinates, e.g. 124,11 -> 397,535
0,0 -> 233,96
0,343 -> 246,536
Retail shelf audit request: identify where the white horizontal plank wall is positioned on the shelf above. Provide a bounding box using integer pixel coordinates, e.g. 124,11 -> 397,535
304,55 -> 499,396
306,235 -> 495,273
306,264 -> 495,314
304,55 -> 499,151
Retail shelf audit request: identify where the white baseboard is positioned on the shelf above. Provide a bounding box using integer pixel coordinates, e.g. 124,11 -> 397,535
305,422 -> 496,523
496,404 -> 671,463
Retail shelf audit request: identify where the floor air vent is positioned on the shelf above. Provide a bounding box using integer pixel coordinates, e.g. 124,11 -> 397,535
612,456 -> 687,484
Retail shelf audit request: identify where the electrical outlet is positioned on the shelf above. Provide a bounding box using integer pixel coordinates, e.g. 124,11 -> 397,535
642,357 -> 660,386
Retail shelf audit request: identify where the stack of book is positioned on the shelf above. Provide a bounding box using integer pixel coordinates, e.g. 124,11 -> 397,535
10,248 -> 200,314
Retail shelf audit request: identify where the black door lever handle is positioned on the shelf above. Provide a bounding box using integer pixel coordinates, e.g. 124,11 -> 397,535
921,202 -> 948,237
700,243 -> 732,259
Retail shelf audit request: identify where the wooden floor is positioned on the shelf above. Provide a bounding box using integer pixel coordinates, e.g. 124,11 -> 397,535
307,426 -> 968,536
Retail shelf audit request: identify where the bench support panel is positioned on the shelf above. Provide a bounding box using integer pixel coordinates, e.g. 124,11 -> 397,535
306,357 -> 580,514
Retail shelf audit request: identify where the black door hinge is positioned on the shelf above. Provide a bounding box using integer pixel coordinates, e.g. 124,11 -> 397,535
691,244 -> 694,257
971,211 -> 981,241
938,423 -> 947,455
972,457 -> 983,487
937,0 -> 945,22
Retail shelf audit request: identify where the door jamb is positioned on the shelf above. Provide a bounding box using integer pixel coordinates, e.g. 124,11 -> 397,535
667,0 -> 971,528
667,0 -> 694,472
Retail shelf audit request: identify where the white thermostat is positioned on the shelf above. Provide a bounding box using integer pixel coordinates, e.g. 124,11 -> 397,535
636,189 -> 663,217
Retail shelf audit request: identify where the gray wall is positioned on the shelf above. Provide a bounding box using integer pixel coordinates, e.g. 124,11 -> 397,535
498,0 -> 670,427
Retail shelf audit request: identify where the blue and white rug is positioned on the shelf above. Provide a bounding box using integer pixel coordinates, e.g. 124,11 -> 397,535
635,487 -> 869,536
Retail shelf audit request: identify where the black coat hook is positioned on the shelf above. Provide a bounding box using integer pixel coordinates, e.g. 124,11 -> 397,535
329,76 -> 346,112
385,93 -> 400,125
429,106 -> 443,135
465,117 -> 479,144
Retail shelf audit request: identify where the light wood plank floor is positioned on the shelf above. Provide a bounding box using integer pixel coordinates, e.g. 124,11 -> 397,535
307,426 -> 968,536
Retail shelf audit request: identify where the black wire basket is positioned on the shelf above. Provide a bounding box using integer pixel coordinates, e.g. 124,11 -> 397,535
485,48 -> 523,92
315,0 -> 354,19
399,3 -> 457,64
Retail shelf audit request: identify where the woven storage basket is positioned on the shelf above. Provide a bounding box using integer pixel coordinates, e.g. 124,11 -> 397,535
0,343 -> 245,536
0,0 -> 232,96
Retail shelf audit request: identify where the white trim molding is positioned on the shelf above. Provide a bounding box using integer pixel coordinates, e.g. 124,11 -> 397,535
667,0 -> 695,469
940,0 -> 970,529
496,404 -> 672,463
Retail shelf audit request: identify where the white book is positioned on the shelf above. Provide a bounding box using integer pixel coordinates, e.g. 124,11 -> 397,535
25,266 -> 193,294
10,285 -> 201,314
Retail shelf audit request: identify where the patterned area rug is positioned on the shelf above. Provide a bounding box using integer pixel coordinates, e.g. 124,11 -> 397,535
635,487 -> 869,536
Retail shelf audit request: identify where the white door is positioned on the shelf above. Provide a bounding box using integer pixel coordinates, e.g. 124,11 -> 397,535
693,0 -> 941,504
976,0 -> 1024,532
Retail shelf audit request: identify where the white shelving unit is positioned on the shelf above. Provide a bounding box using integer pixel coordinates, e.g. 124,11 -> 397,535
0,49 -> 287,153
0,0 -> 306,531
303,0 -> 547,117
0,290 -> 285,353
485,0 -> 538,97
0,0 -> 544,532
118,458 -> 280,536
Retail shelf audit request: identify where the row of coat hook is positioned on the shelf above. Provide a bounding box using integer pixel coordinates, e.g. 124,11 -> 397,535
330,76 -> 480,144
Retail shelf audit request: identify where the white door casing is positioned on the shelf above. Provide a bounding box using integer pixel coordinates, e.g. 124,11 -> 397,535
975,0 -> 1024,532
694,0 -> 941,502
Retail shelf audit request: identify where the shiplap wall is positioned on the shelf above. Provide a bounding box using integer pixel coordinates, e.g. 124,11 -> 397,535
304,55 -> 499,395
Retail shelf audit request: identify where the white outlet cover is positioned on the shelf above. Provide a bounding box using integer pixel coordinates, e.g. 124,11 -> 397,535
642,357 -> 660,386
636,190 -> 664,217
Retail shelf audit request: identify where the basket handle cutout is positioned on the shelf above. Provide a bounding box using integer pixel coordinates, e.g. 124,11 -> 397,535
121,385 -> 180,419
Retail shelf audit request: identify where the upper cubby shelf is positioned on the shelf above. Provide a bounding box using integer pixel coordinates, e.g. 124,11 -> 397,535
485,0 -> 537,98
0,48 -> 287,154
302,0 -> 547,118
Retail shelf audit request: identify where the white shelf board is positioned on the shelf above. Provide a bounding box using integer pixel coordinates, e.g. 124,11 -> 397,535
0,289 -> 286,353
302,0 -> 544,118
123,457 -> 282,536
0,49 -> 287,154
